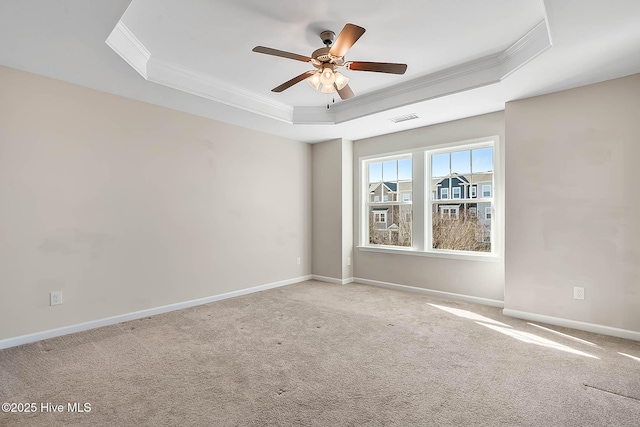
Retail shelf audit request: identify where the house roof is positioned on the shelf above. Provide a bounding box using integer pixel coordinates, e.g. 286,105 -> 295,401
432,172 -> 493,187
369,182 -> 398,193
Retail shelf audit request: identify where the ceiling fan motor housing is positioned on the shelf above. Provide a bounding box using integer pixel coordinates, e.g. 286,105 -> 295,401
312,47 -> 332,64
320,30 -> 336,46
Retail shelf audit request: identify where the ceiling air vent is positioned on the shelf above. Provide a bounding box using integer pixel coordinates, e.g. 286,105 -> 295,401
389,113 -> 419,123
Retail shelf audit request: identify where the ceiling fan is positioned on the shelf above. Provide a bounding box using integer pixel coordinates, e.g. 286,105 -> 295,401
252,23 -> 407,100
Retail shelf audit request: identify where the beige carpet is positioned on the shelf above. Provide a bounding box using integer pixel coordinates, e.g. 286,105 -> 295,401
1,281 -> 639,426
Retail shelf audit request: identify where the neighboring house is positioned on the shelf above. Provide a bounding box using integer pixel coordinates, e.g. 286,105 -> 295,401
432,172 -> 493,243
369,181 -> 412,245
368,174 -> 492,246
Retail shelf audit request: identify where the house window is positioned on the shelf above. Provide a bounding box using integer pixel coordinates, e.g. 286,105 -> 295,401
364,155 -> 412,247
373,211 -> 387,225
485,207 -> 492,220
440,187 -> 449,199
428,141 -> 495,253
440,206 -> 459,219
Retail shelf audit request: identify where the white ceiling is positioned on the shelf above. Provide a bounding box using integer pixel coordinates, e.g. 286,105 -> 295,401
1,0 -> 639,143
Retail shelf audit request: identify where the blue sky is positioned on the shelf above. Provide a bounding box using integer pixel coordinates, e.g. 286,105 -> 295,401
368,148 -> 492,182
432,147 -> 493,178
368,157 -> 411,182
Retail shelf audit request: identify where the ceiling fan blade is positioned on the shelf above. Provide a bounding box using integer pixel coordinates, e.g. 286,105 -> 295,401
347,61 -> 407,74
329,23 -> 366,57
252,46 -> 312,63
335,83 -> 355,100
272,71 -> 316,92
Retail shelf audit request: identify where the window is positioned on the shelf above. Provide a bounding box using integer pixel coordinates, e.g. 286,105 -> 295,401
360,136 -> 499,259
485,207 -> 492,220
429,143 -> 494,253
440,205 -> 459,219
364,155 -> 412,247
373,211 -> 387,225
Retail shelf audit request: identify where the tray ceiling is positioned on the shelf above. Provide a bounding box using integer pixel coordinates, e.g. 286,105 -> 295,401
2,0 -> 640,142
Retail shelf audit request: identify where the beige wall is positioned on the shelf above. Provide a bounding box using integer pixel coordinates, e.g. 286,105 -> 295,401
3,62 -> 637,342
504,74 -> 640,332
311,138 -> 353,281
353,112 -> 505,302
0,66 -> 311,340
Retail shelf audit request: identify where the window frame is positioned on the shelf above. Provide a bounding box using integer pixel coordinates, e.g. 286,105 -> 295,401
358,136 -> 501,262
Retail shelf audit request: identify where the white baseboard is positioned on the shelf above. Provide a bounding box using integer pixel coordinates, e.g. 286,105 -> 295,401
503,309 -> 640,342
353,277 -> 504,308
311,275 -> 354,285
0,275 -> 312,350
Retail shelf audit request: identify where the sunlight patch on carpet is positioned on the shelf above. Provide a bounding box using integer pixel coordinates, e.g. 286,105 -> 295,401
527,323 -> 600,347
476,322 -> 599,359
427,303 -> 511,327
618,352 -> 640,362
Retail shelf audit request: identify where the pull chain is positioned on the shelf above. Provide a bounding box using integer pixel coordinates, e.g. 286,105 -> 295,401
326,95 -> 336,110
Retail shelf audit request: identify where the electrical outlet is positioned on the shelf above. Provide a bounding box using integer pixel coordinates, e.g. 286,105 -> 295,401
347,257 -> 351,266
296,257 -> 301,266
50,291 -> 63,306
573,287 -> 585,300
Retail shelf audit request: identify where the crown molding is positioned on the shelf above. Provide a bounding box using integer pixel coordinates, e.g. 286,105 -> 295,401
147,58 -> 293,123
327,53 -> 504,124
105,20 -> 150,79
106,19 -> 551,126
497,20 -> 552,79
105,20 -> 293,123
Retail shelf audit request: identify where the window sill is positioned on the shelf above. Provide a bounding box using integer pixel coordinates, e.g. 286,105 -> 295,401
357,245 -> 501,262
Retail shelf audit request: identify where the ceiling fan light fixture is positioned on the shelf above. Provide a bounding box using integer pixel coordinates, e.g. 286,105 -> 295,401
320,84 -> 335,94
319,65 -> 336,86
306,71 -> 321,90
334,72 -> 349,90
